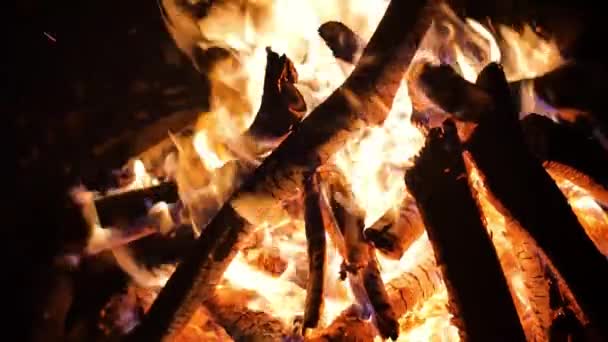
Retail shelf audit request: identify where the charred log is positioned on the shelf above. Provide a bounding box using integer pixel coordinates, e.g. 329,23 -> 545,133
203,287 -> 288,342
362,255 -> 399,340
364,194 -> 425,260
127,1 -> 435,339
464,62 -> 608,338
405,119 -> 526,341
385,246 -> 442,318
520,113 -> 608,205
303,172 -> 327,330
318,21 -> 364,64
94,182 -> 179,228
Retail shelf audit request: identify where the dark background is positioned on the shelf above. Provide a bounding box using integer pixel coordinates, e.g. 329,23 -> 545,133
8,0 -> 603,340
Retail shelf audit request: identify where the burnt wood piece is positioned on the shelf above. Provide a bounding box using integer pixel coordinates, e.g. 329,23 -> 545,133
126,1 -> 435,340
364,194 -> 425,259
520,113 -> 608,204
405,119 -> 526,341
362,255 -> 399,340
318,21 -> 365,64
305,305 -> 377,342
94,182 -> 179,228
246,47 -> 307,140
386,246 -> 442,318
413,63 -> 493,121
317,166 -> 398,339
465,62 -> 608,338
310,248 -> 442,340
203,287 -> 288,341
302,172 -> 327,330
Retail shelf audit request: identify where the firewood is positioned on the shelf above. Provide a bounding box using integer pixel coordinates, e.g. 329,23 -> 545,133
362,254 -> 399,340
302,172 -> 327,330
94,182 -> 179,228
305,305 -> 377,342
464,62 -> 608,338
203,286 -> 288,342
385,245 -> 442,318
309,245 -> 442,341
127,1 -> 435,339
318,21 -> 364,64
364,194 -> 425,260
520,113 -> 608,205
405,119 -> 527,341
245,47 -> 307,141
411,63 -> 493,122
545,161 -> 608,208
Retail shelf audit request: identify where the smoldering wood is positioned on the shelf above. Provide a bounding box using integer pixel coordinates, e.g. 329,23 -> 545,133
364,194 -> 426,260
309,246 -> 442,341
305,305 -> 377,342
127,1 -> 435,339
412,63 -> 493,122
362,254 -> 399,340
385,246 -> 442,318
465,62 -> 608,338
520,113 -> 608,206
405,119 -> 527,341
202,287 -> 288,342
247,48 -> 307,140
318,21 -> 365,64
302,172 -> 327,330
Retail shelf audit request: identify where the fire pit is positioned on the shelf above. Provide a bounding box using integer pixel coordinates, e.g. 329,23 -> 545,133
25,0 -> 608,341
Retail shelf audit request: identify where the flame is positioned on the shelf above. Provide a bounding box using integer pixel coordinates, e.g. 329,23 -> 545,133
81,0 -> 581,339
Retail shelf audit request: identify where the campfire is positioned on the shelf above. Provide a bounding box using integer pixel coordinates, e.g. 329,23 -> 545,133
53,0 -> 608,341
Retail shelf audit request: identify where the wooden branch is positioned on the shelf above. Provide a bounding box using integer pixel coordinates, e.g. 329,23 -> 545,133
464,62 -> 608,338
520,113 -> 608,205
385,245 -> 442,318
94,182 -> 179,228
305,305 -> 377,342
309,245 -> 442,341
405,119 -> 526,341
318,21 -> 364,64
362,255 -> 399,340
127,1 -> 435,340
364,194 -> 425,259
202,286 -> 288,341
303,172 -> 327,330
412,63 -> 493,122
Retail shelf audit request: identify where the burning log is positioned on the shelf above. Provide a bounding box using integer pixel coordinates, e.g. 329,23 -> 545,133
411,63 -> 493,122
94,182 -> 179,228
317,166 -> 399,339
305,305 -> 377,342
127,1 -> 435,339
462,62 -> 608,337
385,246 -> 442,318
309,245 -> 443,341
520,113 -> 608,203
302,172 -> 327,330
202,287 -> 288,341
318,21 -> 364,64
405,119 -> 527,340
362,255 -> 399,340
364,194 -> 425,260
